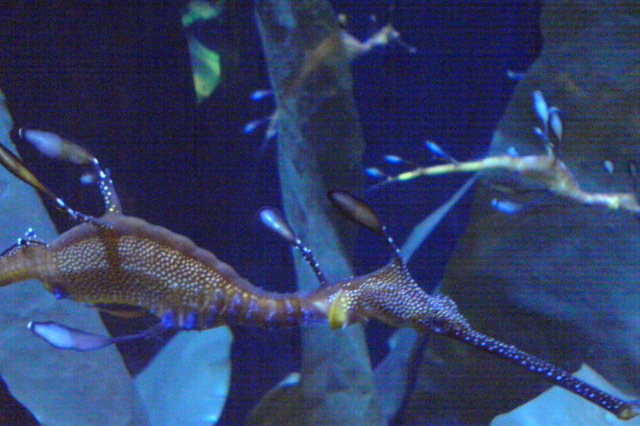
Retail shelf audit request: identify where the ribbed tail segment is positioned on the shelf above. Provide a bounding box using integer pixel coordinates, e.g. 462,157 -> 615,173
0,243 -> 52,287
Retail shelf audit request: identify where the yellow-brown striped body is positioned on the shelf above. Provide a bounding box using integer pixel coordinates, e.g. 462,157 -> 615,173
1,213 -> 331,329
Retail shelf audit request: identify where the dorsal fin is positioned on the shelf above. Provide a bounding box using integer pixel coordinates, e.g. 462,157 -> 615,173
327,190 -> 401,259
96,167 -> 122,214
0,129 -> 122,226
18,128 -> 122,215
0,139 -> 101,225
259,207 -> 329,287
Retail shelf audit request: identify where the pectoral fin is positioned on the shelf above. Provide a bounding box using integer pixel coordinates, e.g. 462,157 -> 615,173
93,303 -> 148,319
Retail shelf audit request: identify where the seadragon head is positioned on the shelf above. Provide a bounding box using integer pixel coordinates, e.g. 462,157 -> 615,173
325,190 -> 471,334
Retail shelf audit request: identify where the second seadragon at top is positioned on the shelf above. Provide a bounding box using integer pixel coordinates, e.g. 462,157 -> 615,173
368,90 -> 640,214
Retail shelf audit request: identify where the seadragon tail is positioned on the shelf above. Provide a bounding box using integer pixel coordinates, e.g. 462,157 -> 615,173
0,241 -> 54,288
448,328 -> 638,420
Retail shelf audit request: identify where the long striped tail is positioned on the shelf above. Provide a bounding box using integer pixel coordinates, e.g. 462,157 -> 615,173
448,327 -> 639,420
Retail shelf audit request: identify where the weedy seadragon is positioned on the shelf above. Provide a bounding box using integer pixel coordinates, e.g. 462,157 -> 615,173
0,129 -> 637,420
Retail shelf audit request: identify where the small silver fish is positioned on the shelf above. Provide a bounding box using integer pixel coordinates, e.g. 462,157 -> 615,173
506,70 -> 526,80
366,167 -> 387,178
491,198 -> 523,214
424,140 -> 458,164
250,89 -> 272,101
383,155 -> 403,164
507,146 -> 519,157
243,117 -> 268,134
604,160 -> 614,174
532,90 -> 548,124
548,108 -> 563,142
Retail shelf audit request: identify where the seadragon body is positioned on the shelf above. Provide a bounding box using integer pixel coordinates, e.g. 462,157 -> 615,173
1,213 -> 322,329
0,209 -> 463,333
382,153 -> 640,213
0,129 -> 638,420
